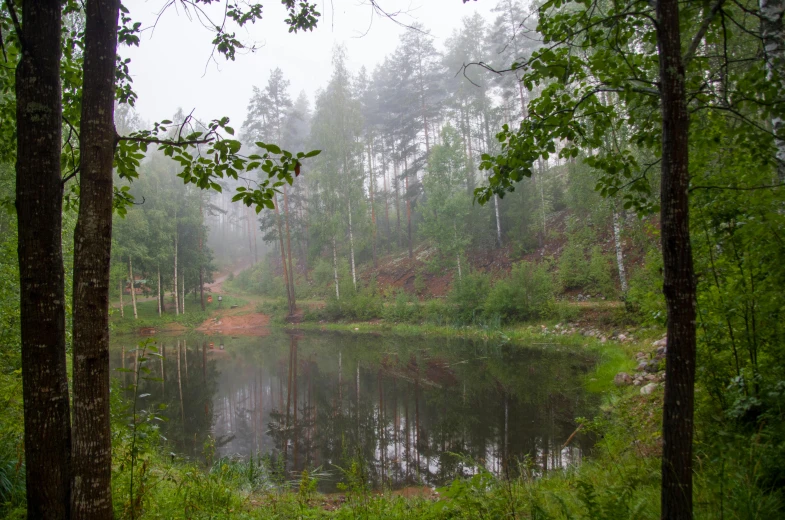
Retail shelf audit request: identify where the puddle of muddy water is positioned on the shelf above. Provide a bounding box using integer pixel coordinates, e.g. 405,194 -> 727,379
111,329 -> 598,492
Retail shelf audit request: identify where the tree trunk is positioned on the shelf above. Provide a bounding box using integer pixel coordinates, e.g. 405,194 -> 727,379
174,228 -> 180,316
493,195 -> 502,248
405,157 -> 412,259
15,2 -> 72,517
394,155 -> 402,248
656,0 -> 697,517
246,206 -> 255,265
274,195 -> 293,314
129,257 -> 138,319
158,265 -> 164,314
612,208 -> 628,293
120,278 -> 124,318
368,140 -> 378,267
199,198 -> 205,311
760,0 -> 785,180
181,274 -> 185,314
283,186 -> 296,310
381,141 -> 391,247
454,222 -> 463,283
332,237 -> 340,300
348,200 -> 357,291
71,0 -> 121,517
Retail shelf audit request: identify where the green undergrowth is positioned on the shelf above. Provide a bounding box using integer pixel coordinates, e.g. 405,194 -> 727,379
98,376 -> 784,518
110,295 -> 247,335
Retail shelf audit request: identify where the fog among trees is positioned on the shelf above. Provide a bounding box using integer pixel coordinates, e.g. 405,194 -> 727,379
1,0 -> 784,518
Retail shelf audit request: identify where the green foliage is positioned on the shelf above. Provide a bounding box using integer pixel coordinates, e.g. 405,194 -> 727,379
382,291 -> 421,323
447,271 -> 491,325
558,238 -> 591,290
324,288 -> 384,322
484,261 -> 555,323
625,249 -> 665,326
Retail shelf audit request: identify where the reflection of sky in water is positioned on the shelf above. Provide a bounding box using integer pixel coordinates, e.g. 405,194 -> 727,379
112,331 -> 598,491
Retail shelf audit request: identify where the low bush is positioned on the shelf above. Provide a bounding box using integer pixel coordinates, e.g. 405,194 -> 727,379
447,271 -> 490,325
484,261 -> 554,323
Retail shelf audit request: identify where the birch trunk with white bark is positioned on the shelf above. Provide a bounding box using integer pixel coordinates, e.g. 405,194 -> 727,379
760,0 -> 785,180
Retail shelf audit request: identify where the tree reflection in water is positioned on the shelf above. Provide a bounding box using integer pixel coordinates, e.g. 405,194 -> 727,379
112,330 -> 598,491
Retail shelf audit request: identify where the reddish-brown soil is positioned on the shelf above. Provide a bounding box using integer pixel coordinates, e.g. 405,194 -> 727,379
353,208 -> 654,299
196,308 -> 270,336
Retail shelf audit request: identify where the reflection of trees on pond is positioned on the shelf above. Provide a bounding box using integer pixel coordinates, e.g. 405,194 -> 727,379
112,339 -> 219,457
114,332 -> 597,490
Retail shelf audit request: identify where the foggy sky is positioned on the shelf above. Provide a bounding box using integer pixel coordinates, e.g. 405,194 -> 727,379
123,0 -> 499,132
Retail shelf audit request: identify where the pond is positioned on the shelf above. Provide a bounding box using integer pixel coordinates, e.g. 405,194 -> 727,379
111,329 -> 599,492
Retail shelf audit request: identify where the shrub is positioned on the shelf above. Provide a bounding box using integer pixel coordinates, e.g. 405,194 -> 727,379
558,239 -> 590,290
626,249 -> 665,325
484,261 -> 554,323
587,245 -> 616,297
383,291 -> 421,323
447,271 -> 490,324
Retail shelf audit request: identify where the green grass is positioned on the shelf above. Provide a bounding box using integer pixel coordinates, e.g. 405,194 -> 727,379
109,295 -> 247,335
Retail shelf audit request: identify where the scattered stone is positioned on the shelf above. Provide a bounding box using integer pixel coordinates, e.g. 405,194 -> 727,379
652,337 -> 667,348
614,372 -> 633,386
644,374 -> 657,381
636,362 -> 648,372
617,333 -> 628,342
645,359 -> 661,373
600,336 -> 607,343
633,379 -> 643,386
640,383 -> 659,395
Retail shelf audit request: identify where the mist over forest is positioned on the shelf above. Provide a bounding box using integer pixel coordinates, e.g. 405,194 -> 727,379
1,0 -> 785,518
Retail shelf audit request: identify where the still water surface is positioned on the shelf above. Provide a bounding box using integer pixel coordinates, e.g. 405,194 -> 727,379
111,330 -> 598,491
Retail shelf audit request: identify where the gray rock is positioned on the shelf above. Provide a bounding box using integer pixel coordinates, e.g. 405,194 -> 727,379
652,337 -> 667,348
614,372 -> 633,386
640,383 -> 659,395
645,359 -> 661,373
636,362 -> 648,372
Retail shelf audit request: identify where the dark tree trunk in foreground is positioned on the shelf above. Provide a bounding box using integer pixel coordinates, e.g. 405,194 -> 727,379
15,2 -> 72,518
656,0 -> 697,518
71,0 -> 121,517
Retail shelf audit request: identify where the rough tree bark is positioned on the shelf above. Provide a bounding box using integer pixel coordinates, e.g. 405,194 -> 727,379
656,0 -> 697,517
15,1 -> 72,517
119,279 -> 124,318
71,0 -> 121,517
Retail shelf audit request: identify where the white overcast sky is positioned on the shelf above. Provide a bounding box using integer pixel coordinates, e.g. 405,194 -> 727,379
123,0 -> 501,130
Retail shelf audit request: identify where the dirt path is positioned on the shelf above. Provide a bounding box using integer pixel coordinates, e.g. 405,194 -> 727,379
205,260 -> 250,293
197,261 -> 272,335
